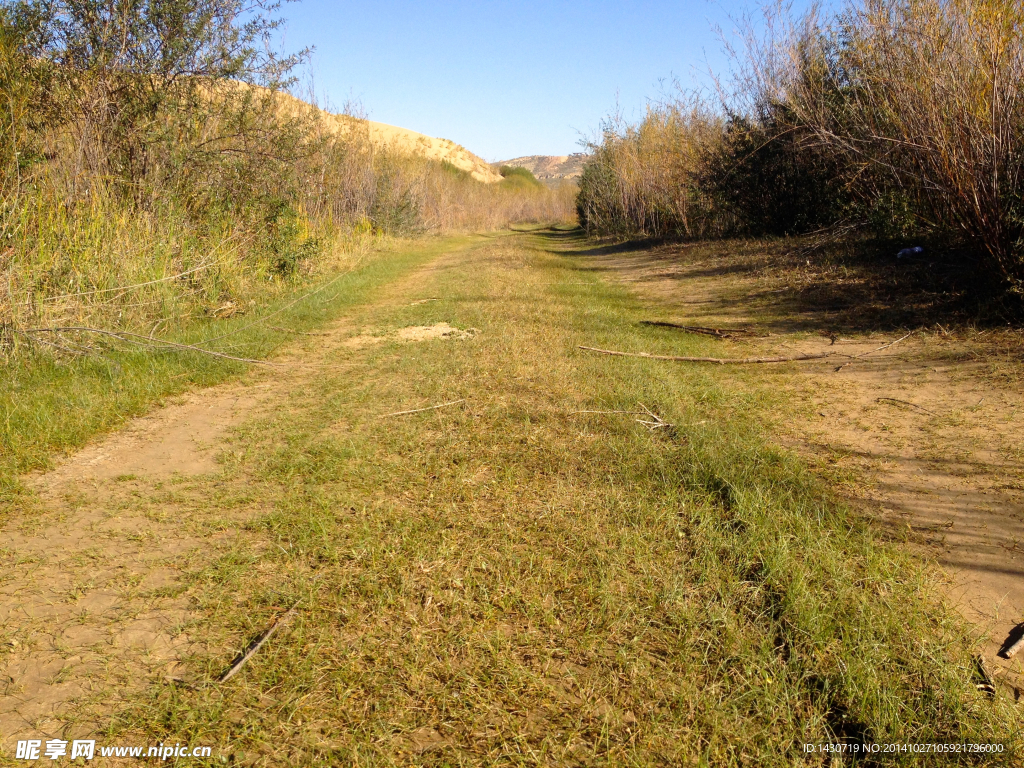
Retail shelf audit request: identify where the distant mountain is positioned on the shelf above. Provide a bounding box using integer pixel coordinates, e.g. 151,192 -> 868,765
495,154 -> 588,181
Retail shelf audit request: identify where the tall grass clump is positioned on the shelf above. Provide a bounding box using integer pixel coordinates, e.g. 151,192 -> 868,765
577,0 -> 1024,292
576,101 -> 727,239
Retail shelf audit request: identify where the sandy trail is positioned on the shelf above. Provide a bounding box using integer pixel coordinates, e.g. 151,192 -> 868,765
0,246 -> 470,743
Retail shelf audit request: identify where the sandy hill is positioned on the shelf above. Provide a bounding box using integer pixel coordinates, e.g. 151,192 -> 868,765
364,121 -> 502,183
496,154 -> 588,180
271,90 -> 502,183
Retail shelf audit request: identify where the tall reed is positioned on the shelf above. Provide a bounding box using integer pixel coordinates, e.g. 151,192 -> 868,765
576,0 -> 1024,291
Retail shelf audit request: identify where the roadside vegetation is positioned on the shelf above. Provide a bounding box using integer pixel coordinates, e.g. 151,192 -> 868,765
576,0 -> 1024,295
0,0 -> 572,493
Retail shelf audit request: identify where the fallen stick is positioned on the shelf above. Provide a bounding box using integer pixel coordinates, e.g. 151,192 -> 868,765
1001,627 -> 1024,659
219,603 -> 300,683
876,397 -> 936,416
636,403 -> 673,430
381,399 -> 466,418
579,346 -> 831,364
640,321 -> 755,337
835,332 -> 913,372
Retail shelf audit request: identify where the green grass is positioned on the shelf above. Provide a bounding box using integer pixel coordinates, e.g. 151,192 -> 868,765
0,234 -> 479,510
499,165 -> 543,191
80,229 -> 1019,764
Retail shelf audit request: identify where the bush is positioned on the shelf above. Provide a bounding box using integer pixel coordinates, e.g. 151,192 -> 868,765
576,0 -> 1024,292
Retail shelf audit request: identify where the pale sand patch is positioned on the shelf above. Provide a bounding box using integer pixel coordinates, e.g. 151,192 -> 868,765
344,323 -> 479,348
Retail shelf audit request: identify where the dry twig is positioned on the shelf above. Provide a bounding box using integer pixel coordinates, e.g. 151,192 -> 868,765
579,346 -> 831,364
835,332 -> 913,372
219,603 -> 301,683
1000,625 -> 1024,659
636,403 -> 673,430
380,399 -> 466,418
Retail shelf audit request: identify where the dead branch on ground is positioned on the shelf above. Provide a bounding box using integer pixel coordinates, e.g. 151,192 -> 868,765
636,403 -> 673,430
381,399 -> 466,418
580,346 -> 831,364
219,603 -> 301,683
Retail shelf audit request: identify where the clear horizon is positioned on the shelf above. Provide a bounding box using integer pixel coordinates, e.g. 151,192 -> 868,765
282,0 -> 821,162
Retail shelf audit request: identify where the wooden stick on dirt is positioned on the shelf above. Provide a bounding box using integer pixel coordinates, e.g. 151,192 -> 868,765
876,397 -> 936,416
579,346 -> 831,364
381,399 -> 466,418
835,331 -> 913,372
639,321 -> 756,338
219,603 -> 301,683
1001,627 -> 1024,659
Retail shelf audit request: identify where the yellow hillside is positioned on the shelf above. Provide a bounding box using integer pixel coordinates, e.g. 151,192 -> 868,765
365,121 -> 502,183
271,90 -> 501,183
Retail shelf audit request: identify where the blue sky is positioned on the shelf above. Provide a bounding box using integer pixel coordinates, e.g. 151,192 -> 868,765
281,1 -> 816,162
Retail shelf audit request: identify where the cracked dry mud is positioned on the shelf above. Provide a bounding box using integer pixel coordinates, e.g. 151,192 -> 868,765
0,252 -> 478,745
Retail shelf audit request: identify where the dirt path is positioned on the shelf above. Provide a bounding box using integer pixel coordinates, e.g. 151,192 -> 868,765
1,230 -> 1018,763
0,242 -> 478,746
575,237 -> 1024,693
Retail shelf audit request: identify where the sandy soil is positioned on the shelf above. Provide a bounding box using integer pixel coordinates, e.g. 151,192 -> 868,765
573,238 -> 1024,695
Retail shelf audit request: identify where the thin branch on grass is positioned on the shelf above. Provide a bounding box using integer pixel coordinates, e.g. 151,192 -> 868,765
579,346 -> 831,364
219,603 -> 301,683
636,403 -> 673,430
380,399 -> 466,418
1000,625 -> 1024,659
